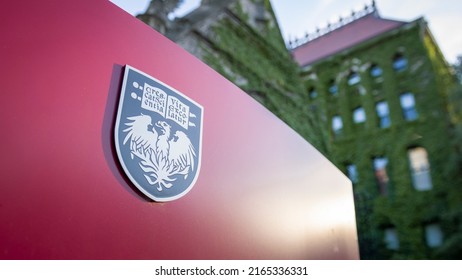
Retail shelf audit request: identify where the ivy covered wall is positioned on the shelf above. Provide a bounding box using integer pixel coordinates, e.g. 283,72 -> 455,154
138,0 -> 329,154
302,19 -> 462,259
200,0 -> 328,153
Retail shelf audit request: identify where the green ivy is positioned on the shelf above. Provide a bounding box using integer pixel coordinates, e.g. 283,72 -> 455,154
303,20 -> 462,259
201,2 -> 328,153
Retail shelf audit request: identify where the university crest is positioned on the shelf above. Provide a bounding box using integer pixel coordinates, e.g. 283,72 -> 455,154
114,66 -> 203,202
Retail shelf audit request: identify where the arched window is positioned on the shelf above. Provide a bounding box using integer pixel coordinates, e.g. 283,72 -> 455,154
347,71 -> 360,86
408,147 -> 432,191
393,54 -> 408,72
308,87 -> 317,99
328,80 -> 338,95
400,92 -> 418,121
370,64 -> 383,77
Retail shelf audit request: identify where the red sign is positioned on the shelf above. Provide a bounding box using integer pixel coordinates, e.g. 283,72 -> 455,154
0,0 -> 358,259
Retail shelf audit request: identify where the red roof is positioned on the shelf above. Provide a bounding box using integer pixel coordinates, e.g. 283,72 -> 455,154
291,13 -> 406,66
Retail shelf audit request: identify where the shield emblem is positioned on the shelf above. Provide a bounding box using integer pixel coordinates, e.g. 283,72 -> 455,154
114,65 -> 203,202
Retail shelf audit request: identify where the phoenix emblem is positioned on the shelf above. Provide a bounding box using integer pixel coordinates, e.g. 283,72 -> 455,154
114,66 -> 203,202
123,116 -> 196,191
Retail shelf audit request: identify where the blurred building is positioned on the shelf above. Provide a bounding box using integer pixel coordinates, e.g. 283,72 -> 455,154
138,0 -> 328,152
138,0 -> 461,259
290,1 -> 460,259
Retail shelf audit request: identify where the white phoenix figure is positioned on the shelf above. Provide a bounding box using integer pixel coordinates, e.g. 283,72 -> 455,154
123,114 -> 196,191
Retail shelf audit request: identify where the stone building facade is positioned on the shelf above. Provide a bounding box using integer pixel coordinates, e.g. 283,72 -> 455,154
138,0 -> 328,153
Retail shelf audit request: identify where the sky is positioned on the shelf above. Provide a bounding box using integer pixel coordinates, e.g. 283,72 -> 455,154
109,0 -> 462,63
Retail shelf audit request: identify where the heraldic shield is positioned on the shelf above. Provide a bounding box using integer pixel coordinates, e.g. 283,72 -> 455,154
114,66 -> 203,202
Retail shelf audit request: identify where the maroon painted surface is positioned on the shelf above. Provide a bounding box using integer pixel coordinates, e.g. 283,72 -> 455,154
0,0 -> 359,259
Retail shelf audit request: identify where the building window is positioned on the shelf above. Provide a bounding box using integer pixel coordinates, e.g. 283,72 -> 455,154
370,64 -> 383,77
393,54 -> 408,72
332,115 -> 343,135
384,227 -> 399,250
425,223 -> 443,248
347,71 -> 360,86
328,80 -> 338,95
400,92 -> 418,121
346,164 -> 359,184
353,107 -> 366,124
408,147 -> 432,191
308,87 -> 317,99
376,101 -> 391,128
373,157 -> 389,195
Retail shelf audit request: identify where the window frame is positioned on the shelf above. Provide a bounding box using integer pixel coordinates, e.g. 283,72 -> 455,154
376,101 -> 391,128
407,147 -> 432,191
384,227 -> 400,250
373,156 -> 389,196
328,80 -> 338,96
346,163 -> 359,184
353,107 -> 366,124
400,92 -> 418,121
347,71 -> 361,86
370,64 -> 383,78
308,87 -> 318,99
425,223 -> 443,248
393,54 -> 408,72
332,115 -> 343,136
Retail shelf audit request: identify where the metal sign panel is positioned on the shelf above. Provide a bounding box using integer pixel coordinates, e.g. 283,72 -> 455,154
0,0 -> 359,259
114,66 -> 203,201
